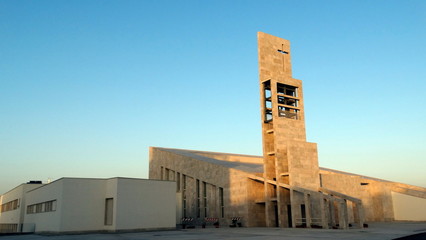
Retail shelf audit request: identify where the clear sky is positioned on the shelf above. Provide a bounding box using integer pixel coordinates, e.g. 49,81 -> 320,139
1,0 -> 425,194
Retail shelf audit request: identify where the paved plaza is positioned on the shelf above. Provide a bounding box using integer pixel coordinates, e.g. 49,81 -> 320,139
2,222 -> 426,240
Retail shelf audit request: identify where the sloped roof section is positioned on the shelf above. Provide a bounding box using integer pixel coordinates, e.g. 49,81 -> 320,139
156,147 -> 264,173
154,147 -> 425,191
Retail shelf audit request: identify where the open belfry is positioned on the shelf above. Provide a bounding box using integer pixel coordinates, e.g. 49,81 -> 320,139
149,32 -> 426,229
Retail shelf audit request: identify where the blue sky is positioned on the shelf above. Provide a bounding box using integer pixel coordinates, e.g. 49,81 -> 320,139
1,0 -> 425,194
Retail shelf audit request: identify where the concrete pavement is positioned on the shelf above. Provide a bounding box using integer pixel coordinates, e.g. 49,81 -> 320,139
2,222 -> 426,240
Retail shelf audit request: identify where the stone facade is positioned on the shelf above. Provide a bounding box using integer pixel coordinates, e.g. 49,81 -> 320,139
149,148 -> 263,227
149,148 -> 426,227
319,168 -> 426,222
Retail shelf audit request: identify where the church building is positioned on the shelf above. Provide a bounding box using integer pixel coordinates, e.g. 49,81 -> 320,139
149,32 -> 426,228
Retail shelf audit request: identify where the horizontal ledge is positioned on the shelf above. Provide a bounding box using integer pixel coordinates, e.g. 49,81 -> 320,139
277,93 -> 300,100
276,103 -> 301,110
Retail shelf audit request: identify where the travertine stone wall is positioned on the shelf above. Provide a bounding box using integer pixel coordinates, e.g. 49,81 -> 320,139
287,141 -> 320,190
149,147 -> 258,226
246,179 -> 266,227
320,169 -> 426,221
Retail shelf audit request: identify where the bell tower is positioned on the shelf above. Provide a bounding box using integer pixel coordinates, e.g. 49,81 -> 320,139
258,32 -> 320,227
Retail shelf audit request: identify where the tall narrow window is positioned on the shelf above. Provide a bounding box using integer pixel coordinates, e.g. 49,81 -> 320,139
196,179 -> 200,218
301,204 -> 306,224
176,172 -> 181,192
165,168 -> 170,180
219,187 -> 224,218
183,175 -> 187,218
170,170 -> 175,181
263,80 -> 272,122
203,182 -> 207,217
104,198 -> 114,225
160,167 -> 164,180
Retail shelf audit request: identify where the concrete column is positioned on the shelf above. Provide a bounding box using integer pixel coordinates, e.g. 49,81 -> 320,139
278,187 -> 291,227
264,183 -> 276,227
343,200 -> 349,229
276,186 -> 282,227
290,189 -> 297,228
337,200 -> 348,229
329,198 -> 336,228
304,193 -> 311,228
319,196 -> 328,229
355,202 -> 365,228
347,200 -> 354,224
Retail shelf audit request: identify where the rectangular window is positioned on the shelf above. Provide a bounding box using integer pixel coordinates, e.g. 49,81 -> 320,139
35,203 -> 42,213
43,200 -> 56,213
12,199 -> 18,209
0,224 -> 18,233
219,187 -> 224,218
160,167 -> 164,180
26,205 -> 32,214
45,202 -> 51,212
104,198 -> 114,225
26,200 -> 56,215
0,199 -> 20,213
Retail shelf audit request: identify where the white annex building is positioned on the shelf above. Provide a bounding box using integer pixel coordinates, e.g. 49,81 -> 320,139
0,182 -> 43,233
0,178 -> 176,234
